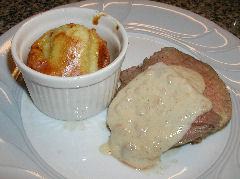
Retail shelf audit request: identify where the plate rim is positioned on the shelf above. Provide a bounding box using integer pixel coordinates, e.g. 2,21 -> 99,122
0,0 -> 239,179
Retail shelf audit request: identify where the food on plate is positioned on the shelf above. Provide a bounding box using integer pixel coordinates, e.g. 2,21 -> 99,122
27,23 -> 110,77
105,47 -> 232,169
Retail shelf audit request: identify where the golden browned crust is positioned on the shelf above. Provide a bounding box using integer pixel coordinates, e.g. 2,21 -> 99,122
27,23 -> 110,77
98,39 -> 110,69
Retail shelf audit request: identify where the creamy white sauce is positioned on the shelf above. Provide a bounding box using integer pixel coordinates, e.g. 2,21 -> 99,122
106,62 -> 212,169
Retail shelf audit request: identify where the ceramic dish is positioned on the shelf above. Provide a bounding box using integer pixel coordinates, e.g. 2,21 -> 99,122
0,0 -> 240,178
11,7 -> 128,121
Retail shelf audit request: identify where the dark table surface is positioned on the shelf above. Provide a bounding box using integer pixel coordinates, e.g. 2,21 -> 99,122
0,0 -> 239,39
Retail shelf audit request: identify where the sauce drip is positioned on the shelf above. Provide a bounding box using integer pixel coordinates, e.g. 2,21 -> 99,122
92,14 -> 106,25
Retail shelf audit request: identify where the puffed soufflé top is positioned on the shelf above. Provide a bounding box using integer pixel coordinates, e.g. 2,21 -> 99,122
27,23 -> 110,77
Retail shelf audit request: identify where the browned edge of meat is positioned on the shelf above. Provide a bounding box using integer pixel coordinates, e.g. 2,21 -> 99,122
119,47 -> 232,146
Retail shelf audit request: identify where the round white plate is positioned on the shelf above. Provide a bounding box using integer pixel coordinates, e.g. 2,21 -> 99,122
0,0 -> 240,179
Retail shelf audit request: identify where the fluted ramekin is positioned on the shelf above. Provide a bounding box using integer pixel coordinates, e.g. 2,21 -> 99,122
11,7 -> 128,120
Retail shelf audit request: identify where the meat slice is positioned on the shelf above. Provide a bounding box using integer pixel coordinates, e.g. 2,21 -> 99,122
119,47 -> 232,146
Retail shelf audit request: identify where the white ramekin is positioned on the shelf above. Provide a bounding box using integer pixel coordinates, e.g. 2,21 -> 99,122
11,7 -> 128,120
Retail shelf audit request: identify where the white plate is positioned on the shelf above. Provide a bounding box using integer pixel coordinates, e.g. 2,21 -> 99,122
0,0 -> 240,179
